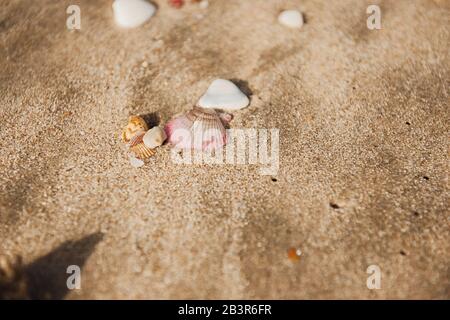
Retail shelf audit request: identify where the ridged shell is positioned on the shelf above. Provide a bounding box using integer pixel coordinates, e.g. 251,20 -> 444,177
128,132 -> 156,159
122,115 -> 149,142
164,107 -> 228,151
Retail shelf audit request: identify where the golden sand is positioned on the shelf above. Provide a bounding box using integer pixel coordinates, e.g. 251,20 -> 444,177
0,0 -> 448,299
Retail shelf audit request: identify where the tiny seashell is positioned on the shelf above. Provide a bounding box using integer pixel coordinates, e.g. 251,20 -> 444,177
129,155 -> 145,168
164,106 -> 230,151
218,112 -> 233,124
122,115 -> 149,142
143,126 -> 167,149
128,132 -> 156,159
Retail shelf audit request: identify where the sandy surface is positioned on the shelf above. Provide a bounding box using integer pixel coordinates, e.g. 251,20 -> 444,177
0,0 -> 449,299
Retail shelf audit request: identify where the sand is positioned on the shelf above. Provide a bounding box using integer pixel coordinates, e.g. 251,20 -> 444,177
0,0 -> 449,299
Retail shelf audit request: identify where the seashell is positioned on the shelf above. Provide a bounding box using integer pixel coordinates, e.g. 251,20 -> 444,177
129,155 -> 145,168
197,79 -> 250,110
122,115 -> 149,143
143,126 -> 167,149
112,0 -> 156,28
278,10 -> 304,29
128,132 -> 156,159
164,106 -> 230,151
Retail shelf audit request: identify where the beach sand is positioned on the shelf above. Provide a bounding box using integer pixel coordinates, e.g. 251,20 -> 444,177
0,0 -> 449,299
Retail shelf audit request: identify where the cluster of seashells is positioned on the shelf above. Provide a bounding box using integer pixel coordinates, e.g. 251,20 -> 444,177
122,116 -> 167,167
121,79 -> 249,167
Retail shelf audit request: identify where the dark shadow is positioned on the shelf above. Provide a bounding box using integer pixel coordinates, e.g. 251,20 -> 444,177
149,1 -> 159,11
302,13 -> 308,24
329,202 -> 341,209
0,19 -> 7,31
25,232 -> 103,299
229,78 -> 253,97
141,112 -> 160,128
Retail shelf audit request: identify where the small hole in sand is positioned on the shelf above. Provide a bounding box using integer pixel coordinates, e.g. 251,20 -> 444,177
271,177 -> 277,182
400,250 -> 407,256
405,121 -> 411,125
330,202 -> 340,209
423,176 -> 429,181
413,211 -> 420,217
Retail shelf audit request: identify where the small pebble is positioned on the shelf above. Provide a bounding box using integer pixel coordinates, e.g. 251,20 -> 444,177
129,155 -> 144,168
112,0 -> 156,28
287,247 -> 302,261
278,10 -> 304,29
199,0 -> 209,9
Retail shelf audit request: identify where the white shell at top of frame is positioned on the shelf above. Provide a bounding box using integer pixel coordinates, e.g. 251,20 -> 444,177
112,0 -> 156,28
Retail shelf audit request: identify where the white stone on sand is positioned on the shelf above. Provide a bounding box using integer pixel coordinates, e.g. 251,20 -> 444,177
129,155 -> 144,168
143,126 -> 167,149
112,0 -> 156,28
197,79 -> 250,110
278,10 -> 304,29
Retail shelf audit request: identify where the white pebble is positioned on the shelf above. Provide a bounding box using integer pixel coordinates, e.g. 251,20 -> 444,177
143,126 -> 167,149
112,0 -> 156,28
129,155 -> 144,168
197,79 -> 250,110
199,0 -> 209,9
278,10 -> 304,29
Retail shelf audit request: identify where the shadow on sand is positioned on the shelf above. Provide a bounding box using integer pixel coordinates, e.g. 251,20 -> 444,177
25,232 -> 103,299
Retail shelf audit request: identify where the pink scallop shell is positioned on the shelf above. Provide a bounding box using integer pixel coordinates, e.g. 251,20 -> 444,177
164,107 -> 231,151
